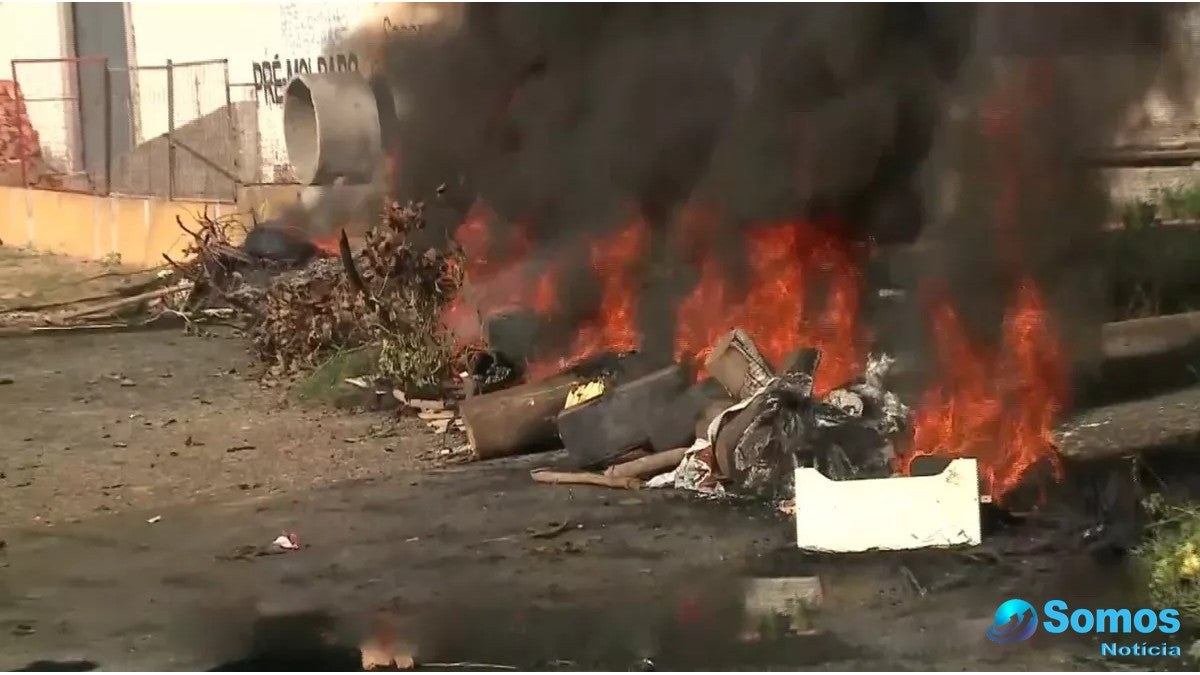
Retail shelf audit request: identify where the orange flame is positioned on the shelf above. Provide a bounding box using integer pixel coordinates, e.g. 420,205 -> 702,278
897,60 -> 1068,499
442,201 -> 1066,500
672,215 -> 864,394
445,60 -> 1069,505
525,217 -> 649,380
900,281 -> 1066,498
445,204 -> 866,392
311,235 -> 340,256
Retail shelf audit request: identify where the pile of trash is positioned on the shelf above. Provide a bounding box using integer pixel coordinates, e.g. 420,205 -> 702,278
125,200 -> 916,503
455,324 -> 913,502
651,340 -> 909,499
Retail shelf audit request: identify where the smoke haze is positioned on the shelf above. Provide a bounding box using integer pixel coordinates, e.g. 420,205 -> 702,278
341,3 -> 1187,380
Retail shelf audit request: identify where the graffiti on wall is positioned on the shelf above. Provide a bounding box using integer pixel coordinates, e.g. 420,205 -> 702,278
382,17 -> 424,35
252,53 -> 360,105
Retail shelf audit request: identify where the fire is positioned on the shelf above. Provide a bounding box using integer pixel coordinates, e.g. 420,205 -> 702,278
311,235 -> 340,255
672,216 -> 864,394
897,60 -> 1068,499
525,217 -> 648,380
440,202 -> 543,345
553,219 -> 647,370
444,201 -> 1065,501
445,204 -> 866,392
900,281 -> 1066,498
442,202 -> 1067,500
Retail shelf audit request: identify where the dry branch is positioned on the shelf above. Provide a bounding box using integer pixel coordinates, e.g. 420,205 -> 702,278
530,469 -> 643,490
165,201 -> 465,389
49,281 -> 192,322
604,447 -> 689,479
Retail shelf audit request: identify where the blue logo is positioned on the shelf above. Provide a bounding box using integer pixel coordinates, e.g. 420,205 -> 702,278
986,599 -> 1184,656
987,599 -> 1039,642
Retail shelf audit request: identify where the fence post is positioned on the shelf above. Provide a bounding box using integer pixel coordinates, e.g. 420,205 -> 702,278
103,57 -> 112,196
222,58 -> 237,199
166,58 -> 175,200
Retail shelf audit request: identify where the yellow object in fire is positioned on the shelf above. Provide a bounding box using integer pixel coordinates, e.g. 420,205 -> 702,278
565,381 -> 606,409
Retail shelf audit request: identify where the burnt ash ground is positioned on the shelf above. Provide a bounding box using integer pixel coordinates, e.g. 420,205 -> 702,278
0,329 -> 1196,670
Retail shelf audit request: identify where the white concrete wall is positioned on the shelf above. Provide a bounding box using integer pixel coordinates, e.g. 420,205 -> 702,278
8,2 -> 1194,200
0,2 -> 77,168
127,1 -> 378,180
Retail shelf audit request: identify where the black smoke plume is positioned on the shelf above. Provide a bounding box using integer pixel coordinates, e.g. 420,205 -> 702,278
346,3 -> 1184,378
373,4 -> 978,241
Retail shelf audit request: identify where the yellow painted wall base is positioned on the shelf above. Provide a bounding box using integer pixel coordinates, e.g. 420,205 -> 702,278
0,186 -> 246,268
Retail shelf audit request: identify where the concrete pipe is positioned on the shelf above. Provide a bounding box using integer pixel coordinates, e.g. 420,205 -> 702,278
283,72 -> 383,186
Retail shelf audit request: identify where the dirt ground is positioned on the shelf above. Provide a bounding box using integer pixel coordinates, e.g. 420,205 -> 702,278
0,247 -> 163,319
0,327 -> 438,528
1,251 -> 1198,670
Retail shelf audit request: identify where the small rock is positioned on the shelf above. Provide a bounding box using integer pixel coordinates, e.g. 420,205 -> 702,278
0,377 -> 13,385
112,442 -> 127,448
119,378 -> 136,387
12,623 -> 35,636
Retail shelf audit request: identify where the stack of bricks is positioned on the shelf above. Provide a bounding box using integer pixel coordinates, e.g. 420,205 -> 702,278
0,79 -> 42,182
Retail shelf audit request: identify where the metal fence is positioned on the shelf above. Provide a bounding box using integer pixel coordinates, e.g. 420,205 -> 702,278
7,56 -> 268,202
9,56 -> 108,194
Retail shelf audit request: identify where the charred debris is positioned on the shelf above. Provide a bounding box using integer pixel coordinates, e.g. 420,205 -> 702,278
82,197 -> 917,509
145,204 -> 935,516
118,204 -> 1174,578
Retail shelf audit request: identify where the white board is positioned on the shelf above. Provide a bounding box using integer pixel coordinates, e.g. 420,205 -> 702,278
794,458 -> 982,552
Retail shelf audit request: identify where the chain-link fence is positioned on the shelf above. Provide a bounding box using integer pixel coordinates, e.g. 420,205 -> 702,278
109,63 -> 167,197
8,56 -> 108,194
8,56 -> 264,202
161,59 -> 239,201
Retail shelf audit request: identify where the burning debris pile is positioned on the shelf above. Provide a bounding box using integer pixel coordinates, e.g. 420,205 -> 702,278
108,4 -> 1186,556
434,203 -> 1064,514
162,200 -> 962,513
328,3 -> 1184,510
